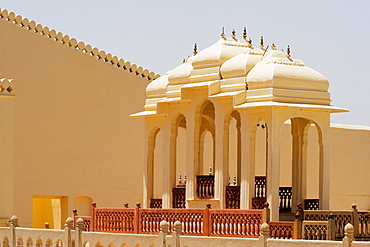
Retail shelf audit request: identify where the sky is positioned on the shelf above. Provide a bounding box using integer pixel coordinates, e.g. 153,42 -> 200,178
1,0 -> 369,126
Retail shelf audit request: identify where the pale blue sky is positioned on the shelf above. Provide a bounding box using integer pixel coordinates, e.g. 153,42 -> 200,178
1,0 -> 369,126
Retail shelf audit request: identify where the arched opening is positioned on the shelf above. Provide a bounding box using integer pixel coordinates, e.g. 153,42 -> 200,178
26,238 -> 33,247
147,127 -> 163,208
279,117 -> 322,216
45,240 -> 52,247
95,242 -> 103,247
17,238 -> 23,247
3,237 -> 10,247
225,110 -> 241,208
196,101 -> 215,199
251,119 -> 268,209
35,239 -> 42,247
172,114 -> 187,208
56,240 -> 63,247
73,196 -> 93,216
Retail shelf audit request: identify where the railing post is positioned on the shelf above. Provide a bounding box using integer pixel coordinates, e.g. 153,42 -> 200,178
134,202 -> 141,234
351,203 -> 359,238
44,222 -> 50,229
342,223 -> 354,247
172,221 -> 182,247
9,215 -> 18,247
259,222 -> 269,247
64,217 -> 73,247
158,220 -> 169,247
91,202 -> 96,232
72,209 -> 77,229
75,218 -> 84,247
293,213 -> 302,239
262,202 -> 270,223
204,203 -> 211,236
328,213 -> 336,240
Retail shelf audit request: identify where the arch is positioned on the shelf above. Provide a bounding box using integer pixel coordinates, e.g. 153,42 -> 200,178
26,238 -> 33,247
73,196 -> 93,216
17,237 -> 24,247
3,237 -> 10,247
278,116 -> 323,212
72,240 -> 75,247
108,243 -> 116,247
147,126 -> 163,207
83,241 -> 90,247
45,239 -> 52,247
56,240 -> 63,247
35,239 -> 42,247
121,244 -> 129,247
95,242 -> 103,247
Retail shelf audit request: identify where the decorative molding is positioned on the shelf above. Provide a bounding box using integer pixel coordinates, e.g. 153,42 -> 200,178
0,8 -> 161,81
0,78 -> 14,95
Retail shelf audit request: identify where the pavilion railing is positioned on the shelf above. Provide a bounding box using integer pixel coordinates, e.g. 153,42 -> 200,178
225,185 -> 240,209
268,221 -> 294,239
172,187 -> 186,208
83,202 -> 268,238
150,198 -> 162,209
196,175 -> 214,199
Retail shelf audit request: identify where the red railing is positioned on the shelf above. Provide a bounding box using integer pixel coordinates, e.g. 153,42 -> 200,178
88,202 -> 265,238
196,175 -> 214,198
73,215 -> 92,231
209,209 -> 263,237
268,221 -> 294,239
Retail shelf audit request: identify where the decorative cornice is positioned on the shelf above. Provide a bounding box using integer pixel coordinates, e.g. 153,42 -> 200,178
0,8 -> 160,81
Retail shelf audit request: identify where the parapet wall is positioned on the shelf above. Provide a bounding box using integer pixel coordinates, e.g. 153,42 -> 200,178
0,8 -> 160,81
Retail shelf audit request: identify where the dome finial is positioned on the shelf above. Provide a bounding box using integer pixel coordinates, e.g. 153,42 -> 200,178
243,27 -> 247,40
221,27 -> 225,39
260,36 -> 264,49
286,45 -> 291,59
271,43 -> 276,50
193,43 -> 198,56
248,38 -> 252,48
231,29 -> 236,39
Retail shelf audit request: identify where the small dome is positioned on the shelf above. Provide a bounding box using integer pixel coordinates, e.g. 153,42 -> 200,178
220,49 -> 262,79
146,74 -> 169,97
168,61 -> 193,85
192,38 -> 249,69
247,50 -> 329,92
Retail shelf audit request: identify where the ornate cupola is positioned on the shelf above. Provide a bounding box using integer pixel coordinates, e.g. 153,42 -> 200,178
131,29 -> 347,221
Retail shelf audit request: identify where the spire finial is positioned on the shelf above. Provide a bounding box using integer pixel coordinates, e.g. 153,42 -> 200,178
221,27 -> 225,39
243,27 -> 247,40
193,43 -> 198,56
247,38 -> 252,48
271,43 -> 276,50
231,29 -> 236,39
286,45 -> 291,59
260,36 -> 264,49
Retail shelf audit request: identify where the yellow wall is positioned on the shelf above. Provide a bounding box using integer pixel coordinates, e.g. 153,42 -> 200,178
32,195 -> 67,229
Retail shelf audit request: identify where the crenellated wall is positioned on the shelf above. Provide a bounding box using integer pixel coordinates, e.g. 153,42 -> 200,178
0,9 -> 160,81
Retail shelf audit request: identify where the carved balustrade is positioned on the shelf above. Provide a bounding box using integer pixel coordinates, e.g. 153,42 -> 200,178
139,208 -> 205,235
254,176 -> 266,198
225,186 -> 240,209
252,197 -> 267,209
358,211 -> 370,238
196,175 -> 214,199
209,209 -> 263,237
89,203 -> 266,238
73,215 -> 91,231
304,210 -> 352,239
172,187 -> 186,208
93,208 -> 136,233
302,221 -> 328,240
150,198 -> 162,209
304,199 -> 319,210
268,221 -> 294,239
279,187 -> 292,212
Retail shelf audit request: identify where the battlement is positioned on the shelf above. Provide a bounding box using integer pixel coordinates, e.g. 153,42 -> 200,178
0,9 -> 160,81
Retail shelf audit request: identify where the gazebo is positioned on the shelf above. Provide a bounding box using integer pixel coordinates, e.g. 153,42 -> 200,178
131,29 -> 347,221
